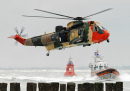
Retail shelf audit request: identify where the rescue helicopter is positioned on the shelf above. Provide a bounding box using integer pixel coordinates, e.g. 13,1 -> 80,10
8,8 -> 111,56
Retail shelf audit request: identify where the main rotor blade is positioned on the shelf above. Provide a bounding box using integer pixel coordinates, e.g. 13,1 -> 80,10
22,15 -> 73,20
83,8 -> 112,19
34,9 -> 74,18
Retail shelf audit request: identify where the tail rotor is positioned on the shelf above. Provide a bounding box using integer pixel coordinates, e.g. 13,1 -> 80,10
14,27 -> 28,38
10,27 -> 28,45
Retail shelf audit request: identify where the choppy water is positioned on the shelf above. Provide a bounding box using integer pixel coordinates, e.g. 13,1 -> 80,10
0,69 -> 130,91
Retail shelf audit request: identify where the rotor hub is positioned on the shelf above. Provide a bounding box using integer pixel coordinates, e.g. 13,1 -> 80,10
74,17 -> 84,21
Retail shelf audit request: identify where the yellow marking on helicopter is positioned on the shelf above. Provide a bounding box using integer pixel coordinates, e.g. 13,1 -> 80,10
66,22 -> 73,29
87,27 -> 93,44
46,43 -> 54,51
70,29 -> 78,41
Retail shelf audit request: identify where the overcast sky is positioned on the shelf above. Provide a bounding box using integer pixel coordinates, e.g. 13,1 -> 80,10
0,0 -> 130,68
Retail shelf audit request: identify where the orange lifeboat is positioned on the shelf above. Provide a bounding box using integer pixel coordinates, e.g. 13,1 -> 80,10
64,58 -> 76,76
89,50 -> 119,79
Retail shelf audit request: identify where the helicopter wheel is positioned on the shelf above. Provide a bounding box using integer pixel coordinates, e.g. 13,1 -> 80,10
107,39 -> 110,43
46,53 -> 49,56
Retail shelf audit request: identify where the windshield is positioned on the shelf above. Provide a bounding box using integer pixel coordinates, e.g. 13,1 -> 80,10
98,25 -> 106,30
97,26 -> 104,34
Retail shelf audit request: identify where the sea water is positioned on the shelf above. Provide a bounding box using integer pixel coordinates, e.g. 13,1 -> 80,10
0,69 -> 130,91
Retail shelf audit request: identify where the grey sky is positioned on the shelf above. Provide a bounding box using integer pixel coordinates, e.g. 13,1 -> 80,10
0,0 -> 130,68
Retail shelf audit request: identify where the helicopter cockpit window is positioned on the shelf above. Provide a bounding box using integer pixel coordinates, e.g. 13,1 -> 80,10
98,26 -> 105,30
97,25 -> 105,34
93,25 -> 98,32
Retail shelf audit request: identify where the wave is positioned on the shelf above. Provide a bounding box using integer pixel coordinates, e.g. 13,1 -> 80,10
118,73 -> 130,81
0,70 -> 130,82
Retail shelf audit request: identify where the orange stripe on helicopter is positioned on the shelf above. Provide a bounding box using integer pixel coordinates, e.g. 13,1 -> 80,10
90,25 -> 93,32
88,21 -> 91,25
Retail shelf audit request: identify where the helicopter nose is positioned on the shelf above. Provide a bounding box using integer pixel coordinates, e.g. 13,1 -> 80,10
104,30 -> 110,40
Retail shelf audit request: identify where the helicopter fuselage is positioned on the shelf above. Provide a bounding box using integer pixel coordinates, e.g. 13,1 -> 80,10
8,8 -> 112,56
14,21 -> 109,51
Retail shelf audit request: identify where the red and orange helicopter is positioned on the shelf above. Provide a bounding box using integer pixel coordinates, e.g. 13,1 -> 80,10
9,8 -> 111,56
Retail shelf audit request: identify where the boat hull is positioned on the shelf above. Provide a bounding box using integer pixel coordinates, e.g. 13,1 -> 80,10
92,68 -> 119,79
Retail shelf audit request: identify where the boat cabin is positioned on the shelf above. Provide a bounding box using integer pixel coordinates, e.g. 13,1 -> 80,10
89,51 -> 108,75
89,61 -> 108,74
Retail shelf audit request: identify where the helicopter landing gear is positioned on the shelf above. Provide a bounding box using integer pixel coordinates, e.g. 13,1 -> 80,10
46,51 -> 50,56
46,53 -> 49,56
107,39 -> 110,43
